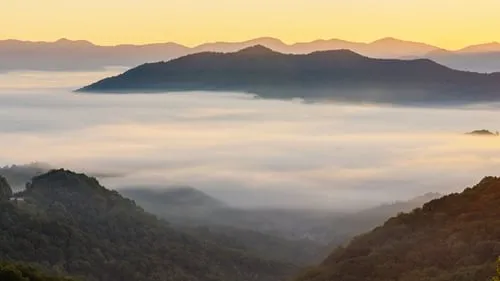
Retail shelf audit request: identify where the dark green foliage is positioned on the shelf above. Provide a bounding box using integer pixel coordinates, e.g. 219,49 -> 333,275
295,177 -> 500,281
0,262 -> 75,281
0,175 -> 13,200
0,169 -> 294,281
80,46 -> 500,104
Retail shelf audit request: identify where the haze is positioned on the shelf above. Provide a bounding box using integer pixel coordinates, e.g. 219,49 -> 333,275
1,70 -> 499,209
3,0 -> 500,49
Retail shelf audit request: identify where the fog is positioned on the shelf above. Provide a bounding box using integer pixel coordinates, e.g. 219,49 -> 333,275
1,70 -> 500,210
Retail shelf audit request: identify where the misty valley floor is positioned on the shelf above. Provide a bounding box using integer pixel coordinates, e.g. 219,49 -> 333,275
1,70 -> 500,209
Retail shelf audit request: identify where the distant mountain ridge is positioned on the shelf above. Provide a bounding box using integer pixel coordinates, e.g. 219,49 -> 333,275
79,46 -> 500,105
2,37 -> 500,72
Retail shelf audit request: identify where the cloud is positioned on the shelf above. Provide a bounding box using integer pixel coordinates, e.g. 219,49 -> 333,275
1,70 -> 500,209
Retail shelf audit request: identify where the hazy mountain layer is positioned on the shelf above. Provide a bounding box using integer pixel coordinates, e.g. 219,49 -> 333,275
2,37 -> 500,72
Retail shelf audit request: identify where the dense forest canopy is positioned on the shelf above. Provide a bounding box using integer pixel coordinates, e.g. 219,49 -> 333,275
0,169 -> 294,281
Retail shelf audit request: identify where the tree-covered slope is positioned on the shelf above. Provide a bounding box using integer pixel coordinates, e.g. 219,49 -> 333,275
295,177 -> 500,281
0,262 -> 76,281
0,169 -> 294,281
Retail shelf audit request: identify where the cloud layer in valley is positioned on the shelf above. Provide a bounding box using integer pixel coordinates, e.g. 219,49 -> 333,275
1,71 -> 500,209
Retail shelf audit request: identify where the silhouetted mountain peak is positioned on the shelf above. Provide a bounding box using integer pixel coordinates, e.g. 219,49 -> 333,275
236,45 -> 278,55
311,48 -> 367,59
29,169 -> 103,192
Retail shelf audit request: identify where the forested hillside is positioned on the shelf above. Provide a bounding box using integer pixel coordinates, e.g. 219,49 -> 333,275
295,177 -> 500,281
0,169 -> 294,281
0,262 -> 76,281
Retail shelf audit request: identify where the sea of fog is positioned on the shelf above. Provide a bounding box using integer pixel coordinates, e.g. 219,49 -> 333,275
1,69 -> 500,210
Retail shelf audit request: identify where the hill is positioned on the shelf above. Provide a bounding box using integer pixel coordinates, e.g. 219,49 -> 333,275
0,169 -> 294,281
294,177 -> 500,281
79,46 -> 500,104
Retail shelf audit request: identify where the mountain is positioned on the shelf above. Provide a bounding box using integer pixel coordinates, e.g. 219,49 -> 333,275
0,169 -> 294,281
456,42 -> 500,54
0,39 -> 189,71
5,37 -> 500,73
362,37 -> 440,58
192,37 -> 440,58
192,37 -> 289,54
294,177 -> 500,281
79,46 -> 500,104
427,50 -> 500,73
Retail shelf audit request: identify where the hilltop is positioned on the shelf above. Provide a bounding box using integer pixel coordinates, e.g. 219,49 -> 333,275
79,46 -> 500,105
294,177 -> 500,281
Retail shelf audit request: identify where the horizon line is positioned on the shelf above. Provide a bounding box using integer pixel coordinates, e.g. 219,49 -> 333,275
2,36 -> 499,52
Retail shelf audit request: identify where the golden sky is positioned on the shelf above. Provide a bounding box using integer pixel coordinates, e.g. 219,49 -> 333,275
1,0 -> 499,49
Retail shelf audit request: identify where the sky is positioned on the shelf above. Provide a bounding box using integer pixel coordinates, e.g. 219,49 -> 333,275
2,0 -> 500,49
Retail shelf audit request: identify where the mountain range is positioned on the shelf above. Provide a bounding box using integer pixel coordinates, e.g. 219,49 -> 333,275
2,37 -> 500,72
79,46 -> 500,105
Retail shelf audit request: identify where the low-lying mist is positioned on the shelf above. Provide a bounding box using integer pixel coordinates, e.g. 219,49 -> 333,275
1,70 -> 500,210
